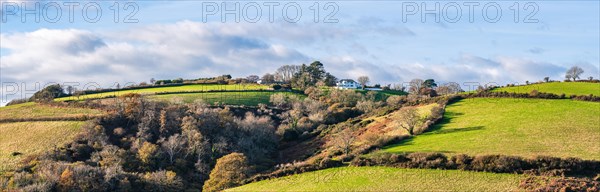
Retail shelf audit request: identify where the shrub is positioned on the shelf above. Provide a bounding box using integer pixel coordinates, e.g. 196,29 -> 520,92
451,154 -> 473,170
406,152 -> 449,169
9,172 -> 34,188
203,153 -> 251,192
319,157 -> 343,169
142,170 -> 184,192
57,165 -> 106,191
386,95 -> 406,108
272,84 -> 282,90
519,176 -> 600,191
470,155 -> 529,173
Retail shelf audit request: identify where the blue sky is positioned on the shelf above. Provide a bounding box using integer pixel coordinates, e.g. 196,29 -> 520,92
1,1 -> 599,105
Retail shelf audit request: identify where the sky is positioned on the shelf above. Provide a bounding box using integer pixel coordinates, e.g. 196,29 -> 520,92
1,0 -> 599,105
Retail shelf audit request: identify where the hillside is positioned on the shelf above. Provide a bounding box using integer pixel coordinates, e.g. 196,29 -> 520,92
0,102 -> 103,121
229,167 -> 524,191
383,98 -> 600,160
149,91 -> 302,106
0,121 -> 85,175
0,103 -> 104,175
492,82 -> 600,96
56,84 -> 270,101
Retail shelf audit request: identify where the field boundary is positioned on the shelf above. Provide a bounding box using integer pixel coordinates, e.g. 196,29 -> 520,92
0,115 -> 104,123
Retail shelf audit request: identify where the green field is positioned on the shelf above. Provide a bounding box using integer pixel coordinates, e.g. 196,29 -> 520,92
0,121 -> 85,174
492,82 -> 599,96
149,91 -> 304,106
0,102 -> 103,120
229,167 -> 523,191
56,84 -> 269,101
383,98 -> 600,160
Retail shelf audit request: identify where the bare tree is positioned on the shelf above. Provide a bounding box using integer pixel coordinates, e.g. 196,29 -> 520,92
275,65 -> 300,82
65,85 -> 75,95
565,66 -> 584,81
330,129 -> 355,155
161,134 -> 185,165
408,79 -> 424,95
246,75 -> 259,83
262,73 -> 275,84
150,78 -> 156,84
395,107 -> 422,135
357,76 -> 370,89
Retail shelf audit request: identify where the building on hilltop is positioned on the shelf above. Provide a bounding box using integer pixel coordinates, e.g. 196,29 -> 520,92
335,79 -> 361,89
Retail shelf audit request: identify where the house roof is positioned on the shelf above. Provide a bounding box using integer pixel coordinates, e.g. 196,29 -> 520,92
338,79 -> 356,82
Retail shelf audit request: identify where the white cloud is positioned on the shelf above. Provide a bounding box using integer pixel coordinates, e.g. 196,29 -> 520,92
0,21 -> 310,105
1,20 -> 597,105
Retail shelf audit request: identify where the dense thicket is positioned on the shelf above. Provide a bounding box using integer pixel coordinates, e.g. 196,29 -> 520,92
6,94 -> 279,191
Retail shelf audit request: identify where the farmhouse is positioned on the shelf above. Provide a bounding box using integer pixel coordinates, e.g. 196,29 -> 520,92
336,79 -> 361,89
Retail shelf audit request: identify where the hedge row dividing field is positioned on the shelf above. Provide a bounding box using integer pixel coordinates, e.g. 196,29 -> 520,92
492,82 -> 600,96
148,91 -> 304,106
56,84 -> 270,101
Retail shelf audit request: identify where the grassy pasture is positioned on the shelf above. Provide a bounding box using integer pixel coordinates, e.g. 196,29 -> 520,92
492,82 -> 599,96
383,98 -> 600,160
56,84 -> 270,101
148,91 -> 304,106
0,121 -> 85,174
228,167 -> 523,191
0,102 -> 103,121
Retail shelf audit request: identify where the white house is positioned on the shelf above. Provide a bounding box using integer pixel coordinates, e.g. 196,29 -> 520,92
336,79 -> 361,89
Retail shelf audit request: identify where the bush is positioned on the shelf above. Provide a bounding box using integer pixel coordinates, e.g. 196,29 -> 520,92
386,95 -> 405,108
203,153 -> 251,192
272,84 -> 282,90
142,170 -> 184,192
406,152 -> 449,169
470,155 -> 529,173
352,152 -> 600,177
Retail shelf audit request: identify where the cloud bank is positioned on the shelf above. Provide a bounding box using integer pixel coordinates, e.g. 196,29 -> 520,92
1,20 -> 598,105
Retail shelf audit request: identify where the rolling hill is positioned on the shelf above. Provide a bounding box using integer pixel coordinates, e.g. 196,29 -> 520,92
229,167 -> 524,191
0,102 -> 103,121
383,98 -> 600,160
0,121 -> 86,175
0,103 -> 104,175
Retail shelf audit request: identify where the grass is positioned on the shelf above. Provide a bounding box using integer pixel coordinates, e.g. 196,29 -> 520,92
0,102 -> 103,120
383,98 -> 600,160
56,84 -> 270,101
0,121 -> 86,174
360,103 -> 439,138
492,82 -> 600,96
148,91 -> 304,106
228,167 -> 524,191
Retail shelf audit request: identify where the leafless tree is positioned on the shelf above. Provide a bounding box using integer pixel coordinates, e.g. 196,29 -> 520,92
357,76 -> 370,89
65,85 -> 75,95
331,129 -> 355,155
408,79 -> 424,95
395,107 -> 422,135
161,134 -> 185,165
436,82 -> 462,95
565,66 -> 584,81
262,73 -> 275,84
274,65 -> 300,82
246,75 -> 259,83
